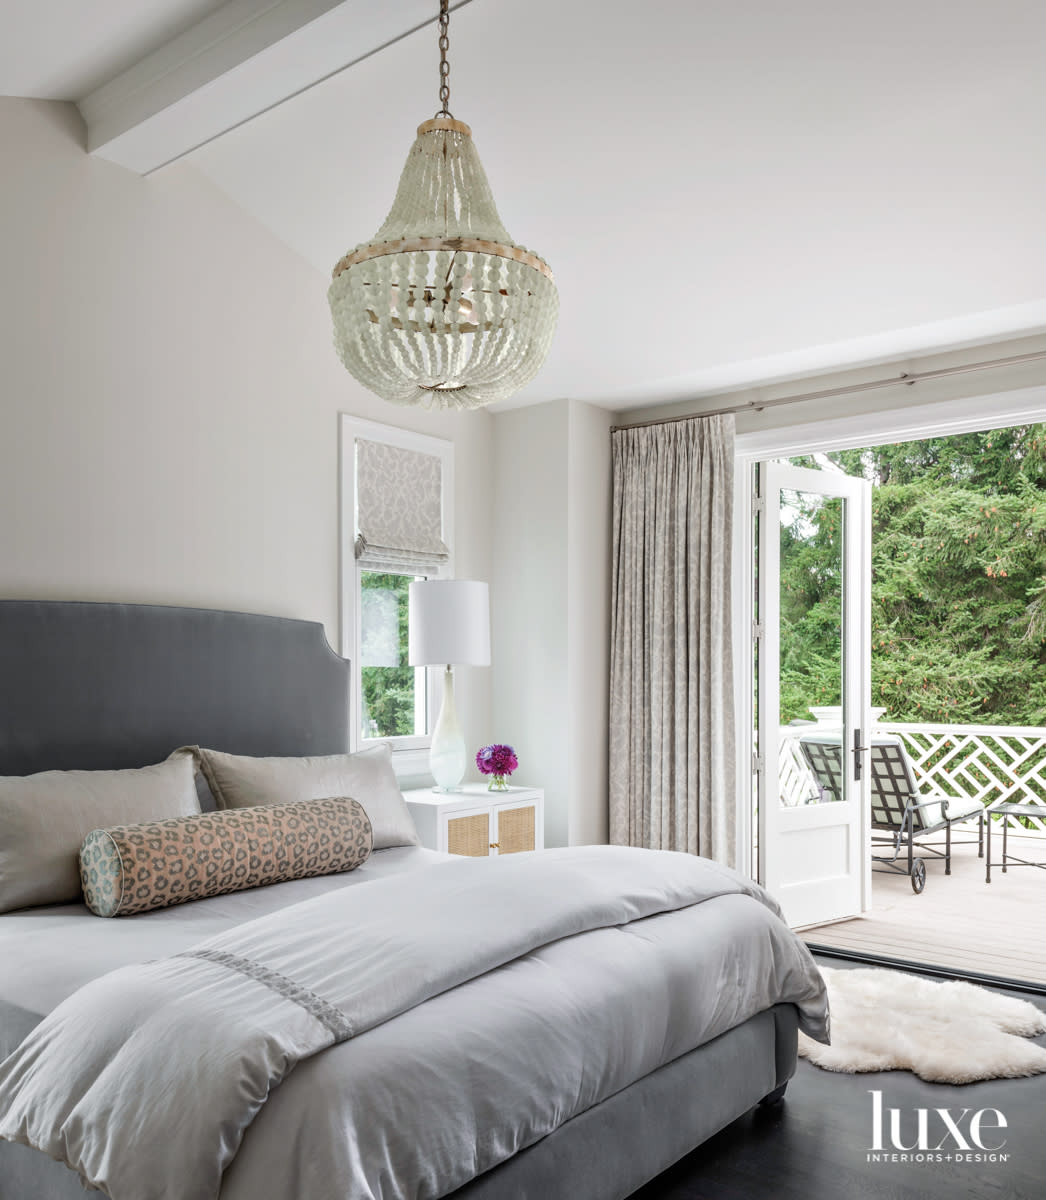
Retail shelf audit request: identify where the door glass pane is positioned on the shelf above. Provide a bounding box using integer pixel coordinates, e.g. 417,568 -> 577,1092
360,571 -> 426,739
752,484 -> 761,879
779,489 -> 845,806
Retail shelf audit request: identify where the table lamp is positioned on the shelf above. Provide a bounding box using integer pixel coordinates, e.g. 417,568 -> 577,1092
408,580 -> 491,792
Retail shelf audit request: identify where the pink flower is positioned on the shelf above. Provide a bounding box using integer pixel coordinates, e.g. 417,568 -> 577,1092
475,744 -> 519,777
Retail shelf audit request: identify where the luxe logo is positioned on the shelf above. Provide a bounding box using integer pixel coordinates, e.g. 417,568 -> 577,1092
869,1090 -> 1008,1153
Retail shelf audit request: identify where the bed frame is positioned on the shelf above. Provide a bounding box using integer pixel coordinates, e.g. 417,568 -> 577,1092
0,599 -> 797,1200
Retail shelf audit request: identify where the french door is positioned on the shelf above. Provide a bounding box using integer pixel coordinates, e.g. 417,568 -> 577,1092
756,462 -> 871,928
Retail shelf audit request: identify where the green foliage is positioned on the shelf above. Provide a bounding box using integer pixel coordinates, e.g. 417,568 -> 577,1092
780,425 -> 1046,725
360,572 -> 417,738
779,492 -> 843,721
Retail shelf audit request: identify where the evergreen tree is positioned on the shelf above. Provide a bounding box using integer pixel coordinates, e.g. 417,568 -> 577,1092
780,424 -> 1046,725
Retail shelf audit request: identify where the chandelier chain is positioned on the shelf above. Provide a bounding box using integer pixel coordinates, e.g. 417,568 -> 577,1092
436,0 -> 452,117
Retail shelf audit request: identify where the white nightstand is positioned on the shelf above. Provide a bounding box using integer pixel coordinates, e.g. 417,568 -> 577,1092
403,784 -> 545,857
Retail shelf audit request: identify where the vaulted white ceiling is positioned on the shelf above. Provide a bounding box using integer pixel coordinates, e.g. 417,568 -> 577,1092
4,0 -> 1046,411
0,1 -> 229,99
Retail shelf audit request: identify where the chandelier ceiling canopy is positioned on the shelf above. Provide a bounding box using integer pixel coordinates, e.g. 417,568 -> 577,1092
328,0 -> 558,411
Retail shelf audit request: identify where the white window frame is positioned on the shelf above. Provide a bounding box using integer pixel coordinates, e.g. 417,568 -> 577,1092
339,414 -> 455,772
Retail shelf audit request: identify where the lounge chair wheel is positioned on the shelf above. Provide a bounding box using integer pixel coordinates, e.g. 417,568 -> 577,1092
910,858 -> 926,894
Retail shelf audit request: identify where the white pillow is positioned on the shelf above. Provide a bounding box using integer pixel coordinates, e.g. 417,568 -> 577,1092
0,750 -> 200,913
192,742 -> 419,850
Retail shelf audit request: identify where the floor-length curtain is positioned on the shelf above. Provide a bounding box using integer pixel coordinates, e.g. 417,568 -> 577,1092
609,414 -> 736,865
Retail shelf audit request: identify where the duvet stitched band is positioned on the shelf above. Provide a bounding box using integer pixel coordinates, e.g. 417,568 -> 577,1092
178,948 -> 353,1040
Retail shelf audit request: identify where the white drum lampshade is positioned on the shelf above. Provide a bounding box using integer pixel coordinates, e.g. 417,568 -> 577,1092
409,580 -> 491,791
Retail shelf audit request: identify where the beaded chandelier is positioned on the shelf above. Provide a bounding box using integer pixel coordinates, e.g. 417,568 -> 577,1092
328,0 -> 558,411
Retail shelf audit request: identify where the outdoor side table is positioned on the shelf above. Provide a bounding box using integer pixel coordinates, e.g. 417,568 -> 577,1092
985,802 -> 1046,883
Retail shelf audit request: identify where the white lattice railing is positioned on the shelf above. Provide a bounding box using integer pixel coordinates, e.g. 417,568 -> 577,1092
779,721 -> 1046,832
778,732 -> 821,807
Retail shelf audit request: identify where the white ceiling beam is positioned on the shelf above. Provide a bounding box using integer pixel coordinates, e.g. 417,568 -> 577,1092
79,0 -> 473,175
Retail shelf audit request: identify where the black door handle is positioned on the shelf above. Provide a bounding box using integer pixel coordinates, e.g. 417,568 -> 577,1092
853,728 -> 867,782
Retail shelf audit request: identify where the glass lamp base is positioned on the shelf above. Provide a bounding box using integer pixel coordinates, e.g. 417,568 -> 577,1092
429,666 -> 467,792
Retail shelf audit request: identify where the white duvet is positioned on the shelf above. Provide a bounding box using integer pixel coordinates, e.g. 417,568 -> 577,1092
0,846 -> 828,1200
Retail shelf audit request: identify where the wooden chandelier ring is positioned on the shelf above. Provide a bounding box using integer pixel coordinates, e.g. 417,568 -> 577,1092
417,117 -> 472,136
332,237 -> 555,284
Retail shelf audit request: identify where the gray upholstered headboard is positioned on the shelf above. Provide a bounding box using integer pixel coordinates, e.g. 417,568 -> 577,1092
0,600 -> 350,778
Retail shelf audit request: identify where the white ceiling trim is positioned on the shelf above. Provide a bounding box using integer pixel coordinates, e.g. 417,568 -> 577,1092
80,0 -> 472,175
735,384 -> 1046,460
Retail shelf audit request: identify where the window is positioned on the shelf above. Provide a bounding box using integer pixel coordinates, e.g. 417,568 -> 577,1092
359,570 -> 425,739
340,416 -> 454,757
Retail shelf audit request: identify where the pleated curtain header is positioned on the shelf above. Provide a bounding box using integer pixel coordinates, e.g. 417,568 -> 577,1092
354,438 -> 450,573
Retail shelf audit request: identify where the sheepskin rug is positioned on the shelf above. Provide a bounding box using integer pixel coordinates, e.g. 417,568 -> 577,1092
798,966 -> 1046,1084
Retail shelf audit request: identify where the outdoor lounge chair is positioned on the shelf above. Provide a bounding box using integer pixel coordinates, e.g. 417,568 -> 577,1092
798,734 -> 985,893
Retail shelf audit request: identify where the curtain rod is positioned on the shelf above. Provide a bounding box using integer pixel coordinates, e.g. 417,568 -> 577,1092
609,348 -> 1046,434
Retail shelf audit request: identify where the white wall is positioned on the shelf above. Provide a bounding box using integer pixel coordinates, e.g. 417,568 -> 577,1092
490,398 -> 611,847
0,98 -> 494,752
491,401 -> 570,841
566,399 -> 612,845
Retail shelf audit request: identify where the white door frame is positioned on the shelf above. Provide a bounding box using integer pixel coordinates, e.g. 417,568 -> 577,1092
757,462 -> 871,928
732,382 -> 1046,885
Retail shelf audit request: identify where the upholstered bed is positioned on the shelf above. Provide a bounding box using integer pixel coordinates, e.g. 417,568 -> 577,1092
0,600 -> 827,1200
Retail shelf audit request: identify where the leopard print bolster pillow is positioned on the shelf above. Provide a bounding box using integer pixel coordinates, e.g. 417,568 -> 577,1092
79,796 -> 372,917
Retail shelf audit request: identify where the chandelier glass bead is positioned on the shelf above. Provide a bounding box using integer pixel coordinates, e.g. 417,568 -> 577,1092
328,2 -> 557,411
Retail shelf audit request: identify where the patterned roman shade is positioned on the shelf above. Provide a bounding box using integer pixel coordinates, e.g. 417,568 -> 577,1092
354,438 -> 450,572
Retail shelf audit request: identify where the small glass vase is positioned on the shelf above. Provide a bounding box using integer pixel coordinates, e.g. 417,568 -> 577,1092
488,774 -> 510,792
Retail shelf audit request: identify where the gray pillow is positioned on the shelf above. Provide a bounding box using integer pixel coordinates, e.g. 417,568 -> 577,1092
192,742 -> 419,850
0,750 -> 200,914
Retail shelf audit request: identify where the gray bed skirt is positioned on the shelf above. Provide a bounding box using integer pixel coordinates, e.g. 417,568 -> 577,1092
0,1004 -> 797,1200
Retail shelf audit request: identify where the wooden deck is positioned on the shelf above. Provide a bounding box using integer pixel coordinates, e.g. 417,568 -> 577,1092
801,831 -> 1046,985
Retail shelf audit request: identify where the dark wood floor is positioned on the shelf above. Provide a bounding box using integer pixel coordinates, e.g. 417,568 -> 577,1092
630,961 -> 1046,1200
